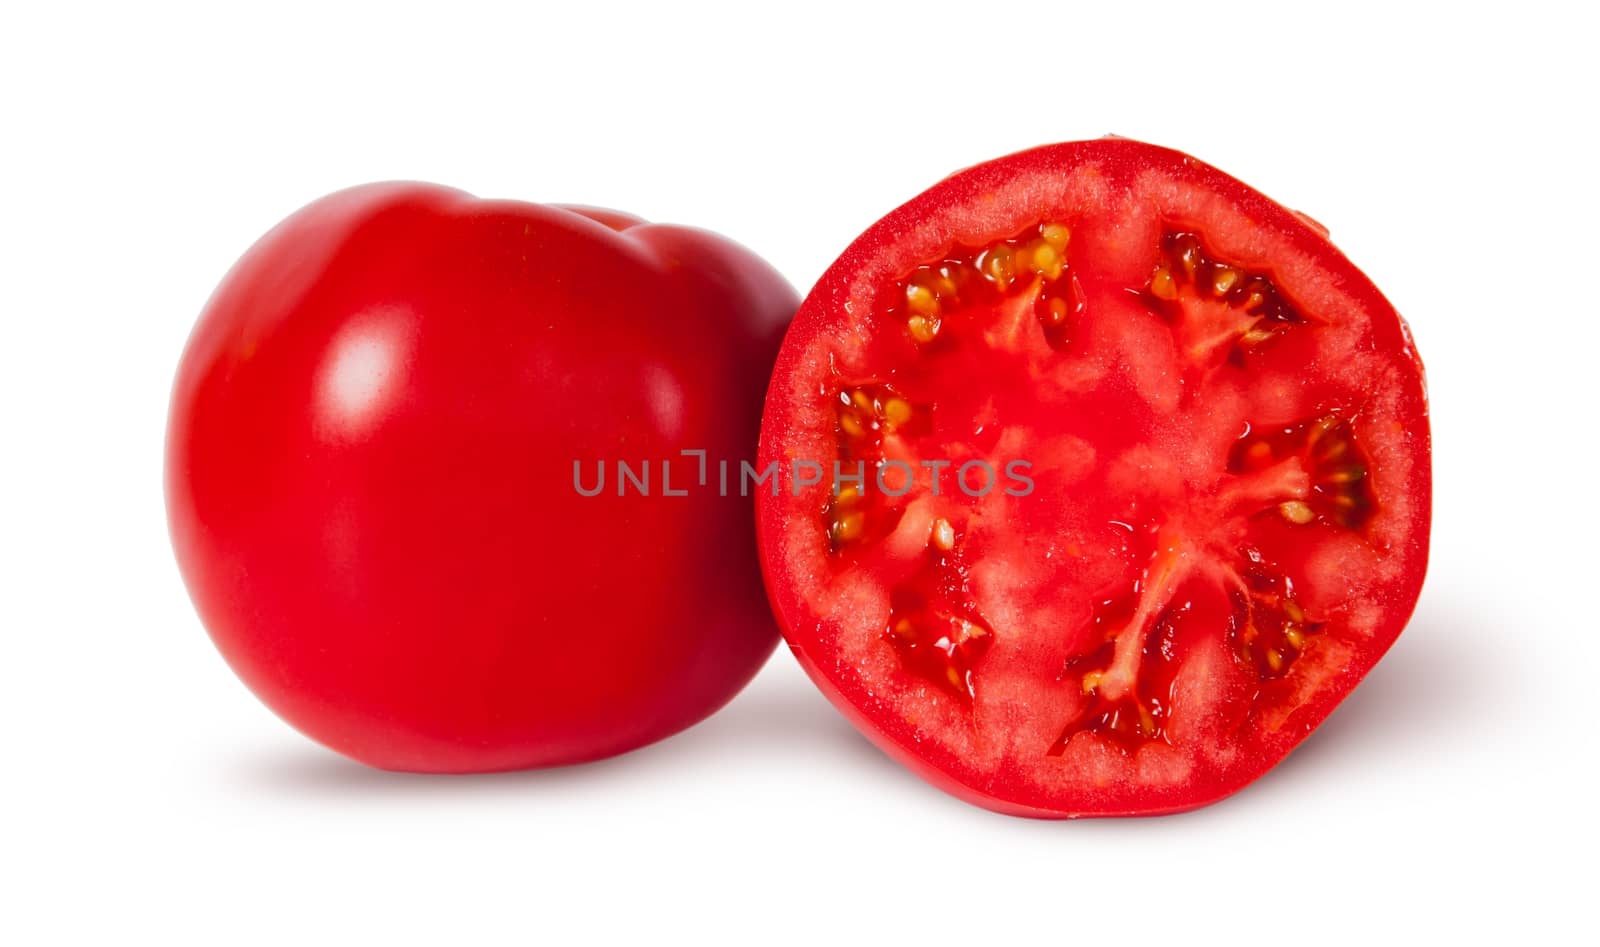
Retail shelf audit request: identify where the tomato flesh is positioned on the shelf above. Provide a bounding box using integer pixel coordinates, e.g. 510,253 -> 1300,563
757,139 -> 1430,817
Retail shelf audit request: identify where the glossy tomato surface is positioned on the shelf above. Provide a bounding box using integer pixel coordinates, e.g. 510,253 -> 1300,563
757,139 -> 1430,817
168,184 -> 797,772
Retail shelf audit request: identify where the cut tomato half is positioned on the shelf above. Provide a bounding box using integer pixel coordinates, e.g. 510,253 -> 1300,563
757,138 -> 1430,818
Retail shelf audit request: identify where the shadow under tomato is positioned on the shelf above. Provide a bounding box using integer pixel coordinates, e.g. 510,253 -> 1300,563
232,597 -> 1495,820
228,652 -> 903,797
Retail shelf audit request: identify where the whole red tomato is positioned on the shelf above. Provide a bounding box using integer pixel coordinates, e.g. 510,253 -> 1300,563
168,183 -> 796,772
757,139 -> 1430,817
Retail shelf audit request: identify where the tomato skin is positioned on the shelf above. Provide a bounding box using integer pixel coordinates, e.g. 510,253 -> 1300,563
167,183 -> 796,772
757,139 -> 1431,818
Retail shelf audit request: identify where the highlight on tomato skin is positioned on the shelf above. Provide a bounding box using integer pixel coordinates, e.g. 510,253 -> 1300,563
166,183 -> 798,773
756,138 -> 1431,819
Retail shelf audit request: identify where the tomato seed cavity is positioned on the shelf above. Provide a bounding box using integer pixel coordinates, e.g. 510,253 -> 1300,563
828,383 -> 928,549
882,524 -> 995,705
1228,550 -> 1323,681
1230,415 -> 1376,530
883,221 -> 1080,351
1145,232 -> 1312,376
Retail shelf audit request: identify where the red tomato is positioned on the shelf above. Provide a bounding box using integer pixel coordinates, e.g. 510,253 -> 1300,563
167,184 -> 796,772
757,139 -> 1431,817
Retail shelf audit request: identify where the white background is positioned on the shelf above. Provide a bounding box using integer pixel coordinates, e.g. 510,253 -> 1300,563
3,1 -> 1595,942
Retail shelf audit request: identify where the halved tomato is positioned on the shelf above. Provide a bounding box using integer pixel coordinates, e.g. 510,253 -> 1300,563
757,138 -> 1430,817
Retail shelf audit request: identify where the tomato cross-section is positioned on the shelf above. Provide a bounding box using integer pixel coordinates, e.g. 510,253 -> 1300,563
756,139 -> 1430,818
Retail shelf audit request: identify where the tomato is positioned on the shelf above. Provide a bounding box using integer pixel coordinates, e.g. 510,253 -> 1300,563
167,183 -> 796,772
756,139 -> 1430,817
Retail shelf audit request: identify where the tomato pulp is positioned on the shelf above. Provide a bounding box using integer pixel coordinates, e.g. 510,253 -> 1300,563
168,184 -> 797,771
757,140 -> 1430,817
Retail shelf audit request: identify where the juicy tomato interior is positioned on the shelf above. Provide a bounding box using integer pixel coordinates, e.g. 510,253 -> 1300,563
758,139 -> 1430,817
